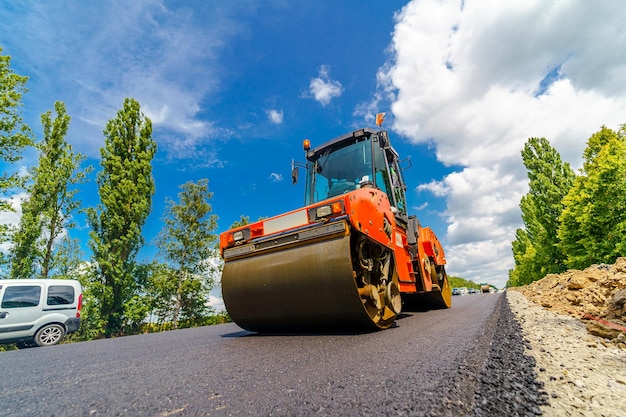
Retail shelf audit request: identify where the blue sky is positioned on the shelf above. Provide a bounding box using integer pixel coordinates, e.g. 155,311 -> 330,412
2,0 -> 626,298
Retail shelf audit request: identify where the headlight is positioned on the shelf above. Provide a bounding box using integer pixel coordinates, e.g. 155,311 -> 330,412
230,228 -> 250,244
309,201 -> 345,222
316,205 -> 332,218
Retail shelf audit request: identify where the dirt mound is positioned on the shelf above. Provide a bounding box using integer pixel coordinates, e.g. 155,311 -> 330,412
512,257 -> 626,346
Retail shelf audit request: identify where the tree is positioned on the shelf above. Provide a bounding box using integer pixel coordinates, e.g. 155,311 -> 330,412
0,49 -> 32,265
0,49 -> 31,192
508,137 -> 575,286
558,126 -> 626,269
153,179 -> 218,329
143,261 -> 178,331
9,101 -> 90,279
507,228 -> 537,287
87,98 -> 156,337
229,215 -> 250,229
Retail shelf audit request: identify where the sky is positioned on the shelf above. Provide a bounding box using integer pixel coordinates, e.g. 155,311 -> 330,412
1,0 -> 626,307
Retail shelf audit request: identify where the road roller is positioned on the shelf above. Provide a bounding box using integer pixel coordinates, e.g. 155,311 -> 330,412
219,126 -> 451,332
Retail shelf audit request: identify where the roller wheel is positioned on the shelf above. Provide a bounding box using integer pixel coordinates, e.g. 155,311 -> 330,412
222,234 -> 401,332
402,265 -> 452,311
354,236 -> 402,329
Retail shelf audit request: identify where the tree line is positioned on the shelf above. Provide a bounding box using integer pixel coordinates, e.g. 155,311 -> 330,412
0,49 -> 230,344
508,127 -> 626,287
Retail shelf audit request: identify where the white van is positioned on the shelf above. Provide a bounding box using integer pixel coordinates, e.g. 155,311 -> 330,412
0,279 -> 82,348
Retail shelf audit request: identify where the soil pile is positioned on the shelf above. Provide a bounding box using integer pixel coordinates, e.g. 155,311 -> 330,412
507,291 -> 626,417
513,257 -> 626,345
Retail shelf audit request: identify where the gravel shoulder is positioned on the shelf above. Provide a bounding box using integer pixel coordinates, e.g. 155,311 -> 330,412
507,290 -> 626,417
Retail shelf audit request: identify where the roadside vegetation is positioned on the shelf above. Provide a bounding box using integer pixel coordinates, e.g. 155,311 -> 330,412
0,49 -> 232,351
448,276 -> 485,292
508,127 -> 626,287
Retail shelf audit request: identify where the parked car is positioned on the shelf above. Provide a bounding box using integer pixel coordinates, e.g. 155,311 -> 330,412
0,279 -> 82,348
459,287 -> 469,295
452,287 -> 461,295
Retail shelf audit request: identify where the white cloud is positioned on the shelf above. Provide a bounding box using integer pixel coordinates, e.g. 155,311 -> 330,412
208,293 -> 226,312
308,65 -> 344,106
266,109 -> 284,124
0,1 -> 254,161
0,192 -> 74,260
380,0 -> 626,288
206,254 -> 226,312
0,193 -> 26,253
269,173 -> 283,182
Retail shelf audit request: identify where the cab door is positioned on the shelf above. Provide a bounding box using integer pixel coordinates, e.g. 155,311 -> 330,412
0,284 -> 44,340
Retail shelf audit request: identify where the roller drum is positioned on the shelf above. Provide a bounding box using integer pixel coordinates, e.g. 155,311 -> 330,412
222,235 -> 383,332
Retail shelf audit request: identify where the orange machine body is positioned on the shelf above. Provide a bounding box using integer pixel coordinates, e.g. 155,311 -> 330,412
219,186 -> 446,297
219,127 -> 450,332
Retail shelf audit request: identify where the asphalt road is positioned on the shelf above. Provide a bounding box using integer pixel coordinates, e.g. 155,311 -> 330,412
0,293 -> 510,417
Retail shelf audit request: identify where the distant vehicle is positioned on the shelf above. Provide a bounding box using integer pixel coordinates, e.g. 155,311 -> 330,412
459,287 -> 469,295
481,284 -> 491,293
0,279 -> 82,348
469,288 -> 476,294
452,288 -> 461,295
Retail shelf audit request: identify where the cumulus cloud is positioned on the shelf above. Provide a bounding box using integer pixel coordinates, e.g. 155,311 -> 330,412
380,0 -> 626,287
269,173 -> 283,182
206,254 -> 226,311
308,65 -> 344,106
0,193 -> 27,253
208,293 -> 226,312
266,109 -> 284,124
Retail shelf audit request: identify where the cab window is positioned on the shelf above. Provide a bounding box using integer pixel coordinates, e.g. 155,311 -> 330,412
306,139 -> 373,204
373,146 -> 390,197
1,286 -> 42,308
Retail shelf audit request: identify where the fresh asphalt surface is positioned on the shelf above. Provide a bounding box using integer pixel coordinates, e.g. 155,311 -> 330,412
0,293 -> 541,416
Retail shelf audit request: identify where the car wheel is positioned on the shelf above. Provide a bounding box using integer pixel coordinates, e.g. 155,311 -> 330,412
34,324 -> 66,347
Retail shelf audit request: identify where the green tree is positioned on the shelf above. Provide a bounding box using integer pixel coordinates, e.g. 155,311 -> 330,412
448,275 -> 481,290
230,215 -> 250,229
0,49 -> 32,265
143,261 -> 178,331
508,137 -> 575,286
87,98 -> 156,337
50,235 -> 86,280
153,179 -> 218,329
0,49 -> 31,192
507,227 -> 540,287
9,101 -> 90,279
67,264 -> 107,342
558,126 -> 626,269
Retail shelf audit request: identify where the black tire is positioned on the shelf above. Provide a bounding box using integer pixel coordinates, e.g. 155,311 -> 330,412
34,324 -> 65,347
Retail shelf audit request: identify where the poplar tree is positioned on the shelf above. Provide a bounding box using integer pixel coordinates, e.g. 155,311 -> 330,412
153,179 -> 218,329
88,98 -> 156,337
0,49 -> 32,263
508,137 -> 575,286
9,101 -> 89,279
558,126 -> 626,269
0,49 -> 31,194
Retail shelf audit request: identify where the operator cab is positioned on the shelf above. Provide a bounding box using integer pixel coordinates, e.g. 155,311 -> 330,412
301,128 -> 407,219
